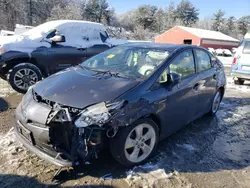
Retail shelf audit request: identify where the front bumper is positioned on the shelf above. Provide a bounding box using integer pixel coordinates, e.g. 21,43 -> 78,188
14,100 -> 73,167
231,71 -> 250,80
14,123 -> 72,167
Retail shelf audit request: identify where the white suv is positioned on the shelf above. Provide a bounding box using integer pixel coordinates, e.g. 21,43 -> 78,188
231,39 -> 250,85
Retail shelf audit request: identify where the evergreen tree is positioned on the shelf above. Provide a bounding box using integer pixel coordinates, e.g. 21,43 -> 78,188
237,16 -> 250,35
176,0 -> 199,26
212,9 -> 226,32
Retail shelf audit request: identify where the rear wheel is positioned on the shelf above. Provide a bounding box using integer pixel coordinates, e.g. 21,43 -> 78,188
110,118 -> 159,167
209,90 -> 222,116
234,78 -> 244,85
8,63 -> 42,93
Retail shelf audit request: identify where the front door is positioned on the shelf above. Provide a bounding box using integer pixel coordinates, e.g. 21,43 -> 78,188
155,49 -> 200,137
47,43 -> 87,74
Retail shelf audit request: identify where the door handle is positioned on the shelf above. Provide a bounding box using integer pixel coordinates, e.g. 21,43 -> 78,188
193,83 -> 199,90
77,48 -> 86,51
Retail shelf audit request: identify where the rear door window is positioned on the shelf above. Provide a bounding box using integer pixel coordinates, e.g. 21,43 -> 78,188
195,49 -> 212,72
243,41 -> 250,54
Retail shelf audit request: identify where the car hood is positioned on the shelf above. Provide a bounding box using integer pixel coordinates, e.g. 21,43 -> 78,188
0,35 -> 46,54
33,66 -> 140,109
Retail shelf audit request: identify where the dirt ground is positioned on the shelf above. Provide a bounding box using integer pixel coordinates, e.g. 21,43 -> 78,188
0,76 -> 250,188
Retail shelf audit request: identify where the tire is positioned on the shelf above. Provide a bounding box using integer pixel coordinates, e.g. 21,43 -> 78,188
234,79 -> 244,85
8,63 -> 42,93
209,90 -> 222,116
110,118 -> 159,168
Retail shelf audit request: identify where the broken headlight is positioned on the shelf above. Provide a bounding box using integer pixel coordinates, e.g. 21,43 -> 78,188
75,101 -> 124,128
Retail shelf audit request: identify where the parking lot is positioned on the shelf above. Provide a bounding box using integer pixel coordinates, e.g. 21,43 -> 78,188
0,71 -> 250,188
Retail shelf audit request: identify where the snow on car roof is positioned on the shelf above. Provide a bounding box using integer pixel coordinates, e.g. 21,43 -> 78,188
178,26 -> 239,42
46,20 -> 104,27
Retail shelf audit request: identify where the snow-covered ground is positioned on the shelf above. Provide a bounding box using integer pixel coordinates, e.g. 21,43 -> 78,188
0,79 -> 16,97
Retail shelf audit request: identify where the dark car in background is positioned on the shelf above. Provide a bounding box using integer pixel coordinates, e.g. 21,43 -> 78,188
14,43 -> 226,167
0,20 -> 127,93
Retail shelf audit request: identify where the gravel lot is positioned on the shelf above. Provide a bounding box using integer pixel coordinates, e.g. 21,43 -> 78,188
0,72 -> 250,188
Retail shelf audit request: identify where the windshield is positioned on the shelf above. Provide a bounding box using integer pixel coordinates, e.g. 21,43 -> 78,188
20,21 -> 59,40
81,46 -> 170,79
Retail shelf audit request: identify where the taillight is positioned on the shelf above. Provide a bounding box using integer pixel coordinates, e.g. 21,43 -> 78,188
232,57 -> 237,65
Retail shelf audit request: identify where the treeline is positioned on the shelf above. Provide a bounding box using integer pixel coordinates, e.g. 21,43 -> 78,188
0,0 -> 249,40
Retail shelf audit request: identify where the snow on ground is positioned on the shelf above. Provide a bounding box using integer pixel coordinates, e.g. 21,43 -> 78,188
227,77 -> 250,92
0,79 -> 16,97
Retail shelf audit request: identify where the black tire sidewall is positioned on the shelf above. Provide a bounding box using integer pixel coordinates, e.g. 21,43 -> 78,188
8,63 -> 42,93
234,79 -> 244,85
109,118 -> 159,168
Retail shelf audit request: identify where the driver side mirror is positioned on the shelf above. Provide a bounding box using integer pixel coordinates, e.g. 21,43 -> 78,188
50,35 -> 65,43
169,72 -> 181,85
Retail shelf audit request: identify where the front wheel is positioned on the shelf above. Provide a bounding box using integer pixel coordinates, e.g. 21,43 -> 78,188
8,63 -> 42,93
110,118 -> 159,167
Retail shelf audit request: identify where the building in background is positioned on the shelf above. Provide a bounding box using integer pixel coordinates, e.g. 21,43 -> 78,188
155,26 -> 240,50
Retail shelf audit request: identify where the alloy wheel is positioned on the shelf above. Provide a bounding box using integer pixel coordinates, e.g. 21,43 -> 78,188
124,123 -> 156,163
13,68 -> 38,90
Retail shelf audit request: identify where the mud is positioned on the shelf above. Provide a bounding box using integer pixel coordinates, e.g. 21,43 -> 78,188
0,78 -> 250,188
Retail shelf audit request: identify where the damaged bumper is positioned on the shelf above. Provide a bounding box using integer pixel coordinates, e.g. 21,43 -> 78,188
14,123 -> 72,167
14,100 -> 74,166
14,89 -> 116,167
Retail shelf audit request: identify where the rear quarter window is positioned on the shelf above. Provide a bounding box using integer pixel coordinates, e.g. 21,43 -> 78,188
243,41 -> 250,54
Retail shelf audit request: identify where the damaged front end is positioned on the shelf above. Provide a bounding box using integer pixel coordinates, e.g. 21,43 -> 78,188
21,90 -> 125,166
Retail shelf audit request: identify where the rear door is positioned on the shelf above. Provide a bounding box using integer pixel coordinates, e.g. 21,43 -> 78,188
194,49 -> 217,115
154,49 -> 200,137
236,40 -> 250,73
84,44 -> 110,60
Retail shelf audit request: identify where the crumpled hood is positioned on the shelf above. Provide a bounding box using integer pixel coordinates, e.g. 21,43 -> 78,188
33,66 -> 139,109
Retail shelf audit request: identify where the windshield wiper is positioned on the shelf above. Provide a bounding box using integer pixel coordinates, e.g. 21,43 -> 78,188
93,70 -> 112,76
111,72 -> 132,79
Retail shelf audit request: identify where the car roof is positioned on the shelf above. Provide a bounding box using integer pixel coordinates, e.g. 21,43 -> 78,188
122,42 -> 204,52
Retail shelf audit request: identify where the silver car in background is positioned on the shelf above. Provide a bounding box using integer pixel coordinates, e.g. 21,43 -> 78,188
231,39 -> 250,85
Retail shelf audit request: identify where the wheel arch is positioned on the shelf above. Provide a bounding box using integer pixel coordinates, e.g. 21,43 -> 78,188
139,113 -> 162,137
3,58 -> 48,77
217,86 -> 225,100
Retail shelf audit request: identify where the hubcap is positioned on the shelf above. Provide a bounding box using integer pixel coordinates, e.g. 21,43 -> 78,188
124,123 -> 156,163
14,68 -> 38,90
212,91 -> 221,113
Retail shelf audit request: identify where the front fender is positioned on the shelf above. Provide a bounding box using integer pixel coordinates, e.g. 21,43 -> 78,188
2,51 -> 31,62
110,98 -> 154,127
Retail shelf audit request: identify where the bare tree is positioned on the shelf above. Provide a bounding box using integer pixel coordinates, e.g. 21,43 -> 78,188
47,0 -> 83,21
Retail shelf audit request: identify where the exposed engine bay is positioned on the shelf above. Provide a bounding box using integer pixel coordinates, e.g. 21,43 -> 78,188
32,91 -> 124,166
